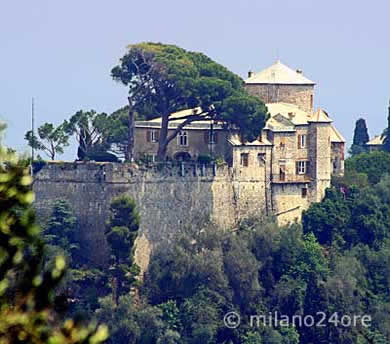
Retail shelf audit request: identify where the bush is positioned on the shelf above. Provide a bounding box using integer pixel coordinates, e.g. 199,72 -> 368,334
32,159 -> 47,174
197,155 -> 213,164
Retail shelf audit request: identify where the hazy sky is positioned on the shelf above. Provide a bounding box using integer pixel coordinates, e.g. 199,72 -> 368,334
1,0 -> 389,159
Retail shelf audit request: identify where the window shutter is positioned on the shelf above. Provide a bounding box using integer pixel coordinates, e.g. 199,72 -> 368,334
204,131 -> 209,144
146,130 -> 151,143
306,161 -> 310,175
155,130 -> 160,142
297,135 -> 301,149
296,161 -> 299,175
214,132 -> 218,143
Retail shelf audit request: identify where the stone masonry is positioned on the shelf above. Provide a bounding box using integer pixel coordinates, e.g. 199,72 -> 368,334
245,84 -> 314,113
33,161 -> 268,271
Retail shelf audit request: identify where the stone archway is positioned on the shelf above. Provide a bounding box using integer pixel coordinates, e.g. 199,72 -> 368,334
174,152 -> 192,161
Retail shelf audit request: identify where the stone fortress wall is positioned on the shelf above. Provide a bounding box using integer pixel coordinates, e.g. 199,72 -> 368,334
33,161 -> 272,271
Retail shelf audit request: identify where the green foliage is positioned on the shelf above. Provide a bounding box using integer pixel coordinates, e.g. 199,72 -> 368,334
111,42 -> 268,159
143,219 -> 329,343
242,331 -> 262,344
25,122 -> 69,160
0,121 -> 7,146
197,154 -> 213,164
302,188 -> 351,246
350,118 -> 369,156
63,110 -> 115,160
0,148 -> 108,344
345,150 -> 390,184
382,100 -> 390,152
105,195 -> 140,304
332,169 -> 369,189
44,200 -> 78,252
302,169 -> 390,341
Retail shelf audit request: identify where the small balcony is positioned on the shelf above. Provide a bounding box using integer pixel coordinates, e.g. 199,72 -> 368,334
272,173 -> 311,184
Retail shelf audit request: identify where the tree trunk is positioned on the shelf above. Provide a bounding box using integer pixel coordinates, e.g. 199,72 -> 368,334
127,99 -> 135,162
157,114 -> 169,161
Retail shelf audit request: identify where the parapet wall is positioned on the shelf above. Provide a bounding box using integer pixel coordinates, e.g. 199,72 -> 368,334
33,161 -> 267,271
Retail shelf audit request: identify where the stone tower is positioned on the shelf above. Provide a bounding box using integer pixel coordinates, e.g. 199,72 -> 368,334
245,60 -> 315,113
308,109 -> 332,202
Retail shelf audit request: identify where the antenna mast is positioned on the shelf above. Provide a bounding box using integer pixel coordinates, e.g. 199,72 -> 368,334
31,98 -> 35,176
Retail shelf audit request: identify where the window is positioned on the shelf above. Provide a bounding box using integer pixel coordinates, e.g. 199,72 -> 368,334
257,153 -> 266,165
298,134 -> 306,149
280,137 -> 286,149
178,131 -> 188,146
332,158 -> 338,174
279,161 -> 286,181
147,154 -> 157,163
146,129 -> 159,143
204,131 -> 218,144
310,95 -> 313,110
296,161 -> 307,175
240,153 -> 249,167
301,188 -> 308,198
151,130 -> 159,143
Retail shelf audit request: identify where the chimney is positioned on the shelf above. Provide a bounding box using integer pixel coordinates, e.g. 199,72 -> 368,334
296,69 -> 303,74
248,70 -> 254,78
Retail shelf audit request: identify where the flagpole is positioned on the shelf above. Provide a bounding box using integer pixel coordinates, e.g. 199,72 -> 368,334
31,97 -> 35,176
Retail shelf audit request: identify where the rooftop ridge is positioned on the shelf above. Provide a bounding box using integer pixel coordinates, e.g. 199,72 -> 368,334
245,60 -> 315,85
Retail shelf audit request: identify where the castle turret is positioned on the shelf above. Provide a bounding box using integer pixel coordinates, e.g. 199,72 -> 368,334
245,60 -> 315,113
308,109 -> 332,202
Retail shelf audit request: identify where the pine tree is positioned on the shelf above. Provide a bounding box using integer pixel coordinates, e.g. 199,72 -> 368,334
44,199 -> 79,256
350,118 -> 369,156
383,99 -> 390,152
105,195 -> 140,305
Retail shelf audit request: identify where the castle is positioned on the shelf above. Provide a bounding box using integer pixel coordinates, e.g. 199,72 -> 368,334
134,60 -> 345,222
33,61 -> 345,270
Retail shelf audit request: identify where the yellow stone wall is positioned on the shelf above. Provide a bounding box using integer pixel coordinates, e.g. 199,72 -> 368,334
134,127 -> 230,160
245,84 -> 314,113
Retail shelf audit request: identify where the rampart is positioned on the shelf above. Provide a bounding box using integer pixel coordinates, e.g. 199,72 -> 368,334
33,161 -> 268,272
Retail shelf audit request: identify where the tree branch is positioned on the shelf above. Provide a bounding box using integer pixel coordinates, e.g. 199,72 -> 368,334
165,115 -> 208,145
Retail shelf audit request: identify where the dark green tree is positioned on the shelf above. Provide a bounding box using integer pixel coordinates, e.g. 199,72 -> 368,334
64,110 -> 115,160
111,42 -> 268,161
302,188 -> 352,246
350,118 -> 369,156
0,122 -> 7,146
44,199 -> 79,257
0,148 -> 108,344
105,195 -> 140,305
383,99 -> 390,152
25,122 -> 69,160
345,151 -> 390,184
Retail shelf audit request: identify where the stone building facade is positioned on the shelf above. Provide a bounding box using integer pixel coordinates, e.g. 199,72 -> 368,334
32,61 -> 346,271
134,109 -> 231,162
245,61 -> 315,113
133,61 -> 345,224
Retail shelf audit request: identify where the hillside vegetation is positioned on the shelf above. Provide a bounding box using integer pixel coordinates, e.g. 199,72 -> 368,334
23,150 -> 388,344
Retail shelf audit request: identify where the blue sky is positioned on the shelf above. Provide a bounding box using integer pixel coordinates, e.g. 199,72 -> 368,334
1,0 -> 389,159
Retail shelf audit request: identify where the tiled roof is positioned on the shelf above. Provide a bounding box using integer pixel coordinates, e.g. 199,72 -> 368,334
266,103 -> 310,126
228,134 -> 272,146
135,108 -> 225,130
245,60 -> 315,85
308,109 -> 332,123
330,125 -> 345,143
366,135 -> 385,145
